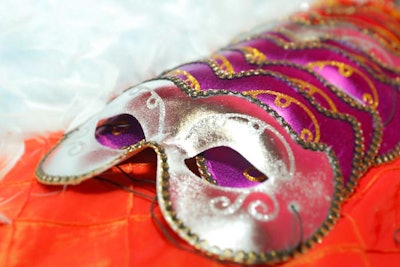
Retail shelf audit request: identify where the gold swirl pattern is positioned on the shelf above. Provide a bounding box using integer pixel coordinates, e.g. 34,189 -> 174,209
164,69 -> 201,92
210,54 -> 235,74
274,25 -> 397,75
325,6 -> 399,36
300,129 -> 314,142
307,60 -> 379,109
244,90 -> 321,142
346,53 -> 388,77
288,77 -> 338,112
235,46 -> 268,65
255,29 -> 400,85
294,16 -> 400,56
296,8 -> 400,48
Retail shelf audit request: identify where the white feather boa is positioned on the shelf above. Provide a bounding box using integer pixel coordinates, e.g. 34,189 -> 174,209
0,0 -> 314,179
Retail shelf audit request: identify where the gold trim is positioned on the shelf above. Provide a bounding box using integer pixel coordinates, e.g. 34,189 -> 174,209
210,54 -> 235,74
235,30 -> 399,87
307,61 -> 379,110
288,78 -> 338,112
243,167 -> 268,183
244,89 -> 321,143
164,69 -> 201,91
235,46 -> 267,65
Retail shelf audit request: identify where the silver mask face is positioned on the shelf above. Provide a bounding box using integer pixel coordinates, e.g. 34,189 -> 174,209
36,79 -> 341,264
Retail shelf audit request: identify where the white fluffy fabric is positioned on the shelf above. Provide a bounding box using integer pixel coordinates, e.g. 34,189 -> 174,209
0,0 -> 314,178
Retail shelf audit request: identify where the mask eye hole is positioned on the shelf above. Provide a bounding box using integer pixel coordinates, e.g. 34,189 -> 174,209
194,146 -> 268,188
95,114 -> 145,149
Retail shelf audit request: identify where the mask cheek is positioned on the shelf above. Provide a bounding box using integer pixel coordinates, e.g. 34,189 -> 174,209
158,139 -> 340,262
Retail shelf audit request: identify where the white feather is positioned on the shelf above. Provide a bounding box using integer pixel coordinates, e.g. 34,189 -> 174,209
0,128 -> 24,180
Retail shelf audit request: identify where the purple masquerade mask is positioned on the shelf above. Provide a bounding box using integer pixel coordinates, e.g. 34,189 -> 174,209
36,2 -> 400,265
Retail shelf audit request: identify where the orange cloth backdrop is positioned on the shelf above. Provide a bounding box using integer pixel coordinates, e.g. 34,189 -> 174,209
0,133 -> 399,266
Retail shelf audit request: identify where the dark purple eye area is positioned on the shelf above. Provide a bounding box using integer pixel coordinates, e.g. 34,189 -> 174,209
95,114 -> 145,149
196,146 -> 268,188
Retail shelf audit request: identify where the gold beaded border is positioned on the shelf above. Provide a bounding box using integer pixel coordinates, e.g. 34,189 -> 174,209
224,33 -> 400,167
232,31 -> 400,87
208,52 -> 385,189
273,24 -> 400,75
290,6 -> 400,54
307,6 -> 400,45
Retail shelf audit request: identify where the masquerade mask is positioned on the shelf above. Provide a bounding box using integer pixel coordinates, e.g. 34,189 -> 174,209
36,1 -> 400,265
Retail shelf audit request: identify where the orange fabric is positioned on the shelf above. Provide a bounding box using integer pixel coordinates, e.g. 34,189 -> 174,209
0,132 -> 399,266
